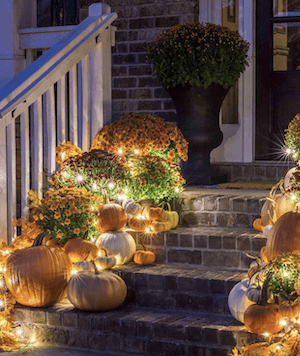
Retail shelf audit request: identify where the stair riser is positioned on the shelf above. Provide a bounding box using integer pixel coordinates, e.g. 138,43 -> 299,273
130,229 -> 267,270
12,306 -> 263,356
177,195 -> 265,228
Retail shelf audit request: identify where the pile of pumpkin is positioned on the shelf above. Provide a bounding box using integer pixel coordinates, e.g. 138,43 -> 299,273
1,199 -> 179,314
229,205 -> 300,335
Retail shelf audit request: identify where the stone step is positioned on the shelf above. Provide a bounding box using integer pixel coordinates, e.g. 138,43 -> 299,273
130,226 -> 267,271
176,187 -> 268,228
114,263 -> 246,316
12,302 -> 263,356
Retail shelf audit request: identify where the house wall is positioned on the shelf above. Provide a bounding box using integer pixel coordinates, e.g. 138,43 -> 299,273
79,0 -> 199,123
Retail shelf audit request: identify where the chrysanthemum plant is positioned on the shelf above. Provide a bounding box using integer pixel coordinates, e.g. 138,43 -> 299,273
91,113 -> 188,203
28,187 -> 102,244
146,21 -> 250,90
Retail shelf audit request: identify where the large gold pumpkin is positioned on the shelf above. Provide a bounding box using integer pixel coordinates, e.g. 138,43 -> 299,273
96,203 -> 128,233
67,267 -> 127,311
4,246 -> 72,307
266,211 -> 300,261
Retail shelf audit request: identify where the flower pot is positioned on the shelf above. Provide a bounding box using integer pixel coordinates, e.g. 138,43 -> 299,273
168,84 -> 230,185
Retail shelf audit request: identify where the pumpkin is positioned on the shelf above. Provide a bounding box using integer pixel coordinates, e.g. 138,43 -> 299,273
228,279 -> 255,323
147,207 -> 166,221
278,298 -> 300,319
96,231 -> 136,265
247,260 -> 267,280
150,220 -> 171,233
32,230 -> 52,246
244,272 -> 284,334
274,192 -> 296,221
95,249 -> 117,270
75,260 -> 93,272
67,262 -> 127,311
122,199 -> 141,216
266,211 -> 300,262
261,196 -> 277,226
161,202 -> 179,229
263,224 -> 273,237
46,238 -> 63,247
133,250 -> 156,265
128,215 -> 151,232
246,272 -> 263,303
96,203 -> 128,233
64,238 -> 99,263
252,218 -> 265,233
4,246 -> 72,307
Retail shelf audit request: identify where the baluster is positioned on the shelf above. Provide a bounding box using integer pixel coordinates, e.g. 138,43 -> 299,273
57,76 -> 67,146
44,85 -> 56,188
81,55 -> 90,151
6,120 -> 16,243
0,116 -> 8,242
69,65 -> 78,146
20,110 -> 30,218
31,97 -> 43,199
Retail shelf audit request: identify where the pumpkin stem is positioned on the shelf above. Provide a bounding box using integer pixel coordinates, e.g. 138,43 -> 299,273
32,229 -> 51,247
90,260 -> 100,275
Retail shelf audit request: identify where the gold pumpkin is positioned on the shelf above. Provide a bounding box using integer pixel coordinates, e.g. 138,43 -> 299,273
97,203 -> 128,233
128,216 -> 151,232
67,263 -> 127,311
133,250 -> 156,265
4,246 -> 72,307
150,220 -> 171,233
64,238 -> 99,263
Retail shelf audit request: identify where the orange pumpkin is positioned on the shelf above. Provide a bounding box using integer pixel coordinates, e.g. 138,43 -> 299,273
97,203 -> 127,233
150,220 -> 171,233
252,218 -> 265,232
133,250 -> 156,265
260,246 -> 268,263
128,216 -> 151,232
274,193 -> 296,221
278,298 -> 300,319
266,211 -> 300,262
4,246 -> 72,307
64,238 -> 99,263
147,207 -> 166,221
244,273 -> 284,334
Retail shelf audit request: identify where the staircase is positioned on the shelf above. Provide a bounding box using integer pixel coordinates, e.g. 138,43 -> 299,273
11,186 -> 270,356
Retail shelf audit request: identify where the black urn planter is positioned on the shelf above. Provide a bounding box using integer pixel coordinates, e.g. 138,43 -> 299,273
168,84 -> 230,185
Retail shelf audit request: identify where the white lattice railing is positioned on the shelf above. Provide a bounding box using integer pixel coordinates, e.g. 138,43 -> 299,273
0,3 -> 117,243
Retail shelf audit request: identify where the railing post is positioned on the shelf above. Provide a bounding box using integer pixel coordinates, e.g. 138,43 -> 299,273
89,3 -> 113,144
0,117 -> 7,243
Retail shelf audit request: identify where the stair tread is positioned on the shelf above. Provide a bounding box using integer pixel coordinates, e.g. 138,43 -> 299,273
114,262 -> 247,282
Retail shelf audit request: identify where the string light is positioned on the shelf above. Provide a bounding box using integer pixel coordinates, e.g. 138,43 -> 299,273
75,174 -> 83,183
92,183 -> 98,190
108,182 -> 115,189
117,148 -> 123,155
134,149 -> 139,155
263,332 -> 270,338
62,171 -> 68,178
71,269 -> 78,275
279,319 -> 287,326
286,148 -> 292,155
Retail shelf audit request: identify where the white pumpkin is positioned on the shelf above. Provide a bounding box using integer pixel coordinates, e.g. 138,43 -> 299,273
228,279 -> 255,324
95,231 -> 136,265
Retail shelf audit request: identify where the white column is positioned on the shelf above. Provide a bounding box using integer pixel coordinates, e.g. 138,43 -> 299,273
0,0 -> 37,89
199,0 -> 222,24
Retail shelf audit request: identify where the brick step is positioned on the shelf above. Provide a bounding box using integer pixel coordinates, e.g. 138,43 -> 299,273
131,226 -> 267,271
12,302 -> 263,356
114,263 -> 246,316
176,187 -> 268,228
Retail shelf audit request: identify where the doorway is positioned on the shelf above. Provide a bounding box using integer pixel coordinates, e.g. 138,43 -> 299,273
256,0 -> 300,160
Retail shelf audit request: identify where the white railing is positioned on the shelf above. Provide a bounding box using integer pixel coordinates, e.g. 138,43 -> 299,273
0,3 -> 117,243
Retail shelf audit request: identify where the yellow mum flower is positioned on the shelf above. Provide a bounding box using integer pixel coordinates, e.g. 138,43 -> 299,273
54,212 -> 61,219
81,226 -> 88,233
39,214 -> 44,220
73,228 -> 80,235
65,210 -> 72,217
64,218 -> 71,225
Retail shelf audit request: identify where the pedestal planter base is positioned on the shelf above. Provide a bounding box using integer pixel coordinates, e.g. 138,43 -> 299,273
168,84 -> 230,185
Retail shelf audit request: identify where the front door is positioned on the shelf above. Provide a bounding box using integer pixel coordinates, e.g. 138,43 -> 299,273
256,0 -> 300,160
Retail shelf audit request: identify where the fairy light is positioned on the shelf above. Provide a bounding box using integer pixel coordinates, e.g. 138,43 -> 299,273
291,194 -> 297,201
134,149 -> 139,155
71,269 -> 78,275
62,171 -> 68,178
286,148 -> 292,155
108,182 -> 115,189
0,299 -> 5,309
0,280 -> 4,288
118,148 -> 123,155
282,270 -> 290,278
92,183 -> 98,190
15,328 -> 23,336
124,188 -> 128,194
75,174 -> 83,183
145,227 -> 150,233
263,332 -> 270,338
61,152 -> 66,161
2,250 -> 9,256
30,335 -> 36,343
175,187 -> 180,193
279,319 -> 287,326
131,171 -> 135,176
276,344 -> 281,351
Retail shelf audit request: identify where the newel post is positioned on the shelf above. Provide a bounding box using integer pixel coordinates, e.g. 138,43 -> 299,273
89,3 -> 116,145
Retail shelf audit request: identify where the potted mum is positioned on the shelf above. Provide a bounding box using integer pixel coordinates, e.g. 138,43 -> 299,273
146,22 -> 250,185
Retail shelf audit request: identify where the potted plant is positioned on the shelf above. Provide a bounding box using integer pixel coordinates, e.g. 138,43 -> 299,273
146,22 -> 250,185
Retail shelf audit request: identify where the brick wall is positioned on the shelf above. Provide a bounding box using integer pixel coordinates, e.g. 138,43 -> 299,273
79,0 -> 199,122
